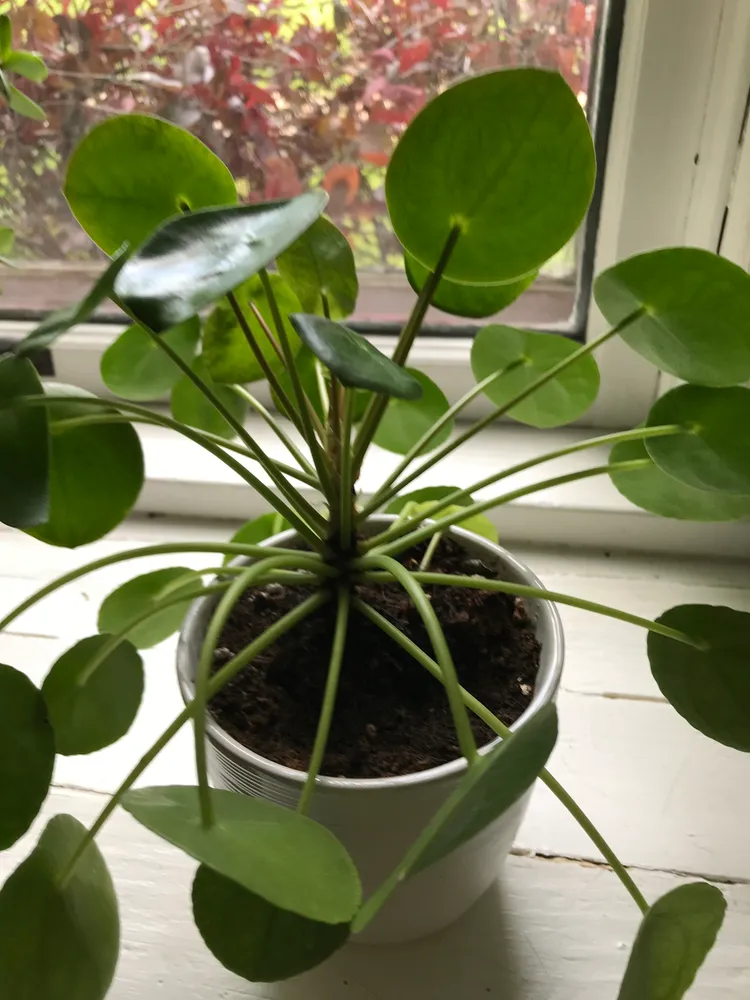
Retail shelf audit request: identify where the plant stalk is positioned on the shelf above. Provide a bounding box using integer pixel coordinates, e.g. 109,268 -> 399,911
230,385 -> 317,480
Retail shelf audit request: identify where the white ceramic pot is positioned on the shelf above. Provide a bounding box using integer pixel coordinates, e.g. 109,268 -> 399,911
177,516 -> 564,944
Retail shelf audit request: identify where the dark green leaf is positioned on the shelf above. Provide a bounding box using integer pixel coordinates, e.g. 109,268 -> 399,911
4,51 -> 47,82
0,814 -> 119,1000
609,438 -> 750,522
0,664 -> 54,850
646,386 -> 750,495
8,85 -> 44,121
203,273 -> 302,384
372,368 -> 452,454
0,354 -> 49,528
15,246 -> 130,357
28,385 -> 144,548
595,247 -> 750,387
471,325 -> 600,427
100,317 -> 200,401
386,68 -> 595,284
617,882 -> 726,1000
353,703 -> 557,931
122,786 -> 361,923
0,15 -> 11,58
648,605 -> 750,751
65,114 -> 237,255
277,215 -> 358,319
223,513 -> 290,565
115,194 -> 328,332
98,568 -> 197,648
170,356 -> 247,439
42,635 -> 143,755
290,313 -> 422,399
405,252 -> 537,319
192,865 -> 349,983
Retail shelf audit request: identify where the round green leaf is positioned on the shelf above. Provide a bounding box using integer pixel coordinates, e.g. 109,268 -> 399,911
0,354 -> 49,529
386,68 -> 595,284
277,215 -> 358,319
97,568 -> 197,648
595,247 -> 750,387
617,882 -> 726,1000
290,314 -> 422,399
372,368 -> 451,454
609,438 -> 750,522
192,865 -> 349,983
122,786 -> 361,923
101,318 -> 200,401
65,114 -> 237,255
646,386 -> 750,495
223,513 -> 290,565
471,326 -> 600,427
170,356 -> 248,440
28,386 -> 144,548
42,635 -> 143,755
386,487 -> 497,542
0,664 -> 54,850
0,814 -> 119,1000
354,703 -> 557,932
648,605 -> 750,751
405,252 -> 537,319
203,273 -> 302,384
114,193 -> 327,333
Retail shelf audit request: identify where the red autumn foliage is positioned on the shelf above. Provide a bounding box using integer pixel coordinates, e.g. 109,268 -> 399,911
0,0 -> 598,270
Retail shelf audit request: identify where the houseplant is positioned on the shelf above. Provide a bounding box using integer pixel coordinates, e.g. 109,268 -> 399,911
0,56 -> 749,998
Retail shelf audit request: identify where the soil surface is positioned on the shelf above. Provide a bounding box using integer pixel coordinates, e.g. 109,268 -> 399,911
210,538 -> 541,778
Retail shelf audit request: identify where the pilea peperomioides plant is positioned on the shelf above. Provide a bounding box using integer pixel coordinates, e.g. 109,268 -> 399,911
0,66 -> 748,998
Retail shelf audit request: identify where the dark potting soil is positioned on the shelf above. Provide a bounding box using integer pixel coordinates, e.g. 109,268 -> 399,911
209,538 -> 541,779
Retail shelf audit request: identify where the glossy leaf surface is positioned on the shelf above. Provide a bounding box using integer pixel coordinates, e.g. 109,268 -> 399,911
405,252 -> 536,318
42,635 -> 144,755
0,354 -> 49,528
98,568 -> 197,648
193,865 -> 349,983
65,114 -> 237,254
0,814 -> 119,1000
386,68 -> 595,284
354,703 -> 557,930
648,605 -> 750,751
290,313 -> 422,399
203,273 -> 302,384
617,882 -> 726,1000
277,216 -> 358,319
0,664 -> 54,849
100,318 -> 200,401
170,356 -> 247,439
595,247 -> 750,387
373,369 -> 452,453
471,325 -> 599,427
646,386 -> 750,495
115,193 -> 327,332
122,786 -> 361,922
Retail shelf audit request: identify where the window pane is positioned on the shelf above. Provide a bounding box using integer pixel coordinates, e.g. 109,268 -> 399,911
0,0 -> 608,328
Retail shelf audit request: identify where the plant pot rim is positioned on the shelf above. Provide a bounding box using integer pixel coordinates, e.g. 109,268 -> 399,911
176,516 -> 564,793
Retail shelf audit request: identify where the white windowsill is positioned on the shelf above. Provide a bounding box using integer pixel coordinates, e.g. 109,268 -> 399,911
136,415 -> 750,559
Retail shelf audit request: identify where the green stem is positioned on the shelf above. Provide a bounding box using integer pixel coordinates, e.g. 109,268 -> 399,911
358,555 -> 477,762
352,226 -> 461,475
298,585 -> 351,814
365,460 -> 650,556
375,308 -> 647,498
339,390 -> 355,552
194,554 -> 328,826
0,541 -> 317,634
366,425 -> 683,549
231,385 -> 318,480
419,532 -> 442,571
359,359 -> 526,519
58,592 -> 329,888
360,570 -> 705,649
353,598 -> 649,915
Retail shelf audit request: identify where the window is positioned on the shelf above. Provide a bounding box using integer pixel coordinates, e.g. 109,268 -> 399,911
0,0 -> 749,428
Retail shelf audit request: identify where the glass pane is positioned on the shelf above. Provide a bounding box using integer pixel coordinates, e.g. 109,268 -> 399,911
0,0 -> 605,327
